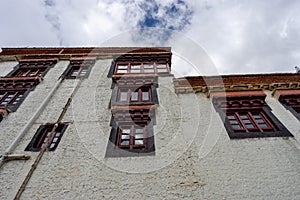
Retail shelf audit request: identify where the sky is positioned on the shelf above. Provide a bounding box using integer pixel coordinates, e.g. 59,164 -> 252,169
1,0 -> 300,77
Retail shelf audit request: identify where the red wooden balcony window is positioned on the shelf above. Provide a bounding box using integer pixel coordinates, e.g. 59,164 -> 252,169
115,62 -> 169,74
118,87 -> 151,102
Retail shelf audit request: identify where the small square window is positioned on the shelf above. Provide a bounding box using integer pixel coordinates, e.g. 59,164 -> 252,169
25,123 -> 68,151
64,58 -> 95,79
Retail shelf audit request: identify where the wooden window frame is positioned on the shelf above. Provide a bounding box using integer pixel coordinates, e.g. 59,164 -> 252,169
279,95 -> 300,121
105,108 -> 155,157
114,62 -> 170,75
213,96 -> 293,139
117,124 -> 148,149
107,53 -> 172,77
0,90 -> 26,107
111,84 -> 158,106
0,89 -> 29,112
7,59 -> 57,78
63,59 -> 95,79
226,109 -> 277,133
117,87 -> 152,102
0,78 -> 40,112
25,123 -> 68,152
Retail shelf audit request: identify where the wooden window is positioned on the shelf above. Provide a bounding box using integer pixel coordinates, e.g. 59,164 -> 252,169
213,93 -> 293,139
105,109 -> 156,157
7,59 -> 57,77
226,110 -> 276,133
64,59 -> 95,79
115,62 -> 169,74
0,91 -> 25,107
117,87 -> 152,102
110,76 -> 158,106
279,96 -> 300,120
0,78 -> 40,111
25,123 -> 68,151
117,124 -> 147,149
107,53 -> 172,77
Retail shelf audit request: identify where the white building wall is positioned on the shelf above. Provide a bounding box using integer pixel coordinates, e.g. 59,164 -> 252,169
0,61 -> 17,76
0,58 -> 300,199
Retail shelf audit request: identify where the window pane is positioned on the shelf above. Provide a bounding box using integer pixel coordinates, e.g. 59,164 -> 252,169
122,129 -> 130,134
131,91 -> 138,101
135,128 -> 144,133
131,65 -> 141,69
252,114 -> 261,119
156,64 -> 167,68
144,64 -> 153,68
121,140 -> 129,145
259,124 -> 268,128
142,91 -> 149,101
71,70 -> 79,76
239,115 -> 248,119
117,69 -> 127,73
256,119 -> 264,124
242,120 -> 251,124
130,69 -> 140,73
227,115 -> 235,120
135,134 -> 144,139
232,124 -> 242,129
245,124 -> 255,128
135,140 -> 144,145
121,134 -> 130,139
120,91 -> 128,101
144,69 -> 155,73
118,65 -> 128,69
229,120 -> 239,125
157,68 -> 168,73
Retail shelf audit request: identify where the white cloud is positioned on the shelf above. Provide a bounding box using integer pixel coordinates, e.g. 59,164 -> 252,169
1,0 -> 300,76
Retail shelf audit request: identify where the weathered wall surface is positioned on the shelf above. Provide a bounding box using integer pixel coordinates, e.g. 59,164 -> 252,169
0,59 -> 300,200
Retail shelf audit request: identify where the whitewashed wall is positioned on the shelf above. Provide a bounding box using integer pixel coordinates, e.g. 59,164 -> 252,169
0,59 -> 300,199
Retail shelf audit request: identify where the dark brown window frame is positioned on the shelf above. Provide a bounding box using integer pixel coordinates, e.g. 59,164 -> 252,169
0,90 -> 26,110
118,86 -> 151,102
25,123 -> 68,152
106,108 -> 155,157
63,58 -> 95,79
111,84 -> 158,106
0,77 -> 40,112
213,95 -> 293,139
279,95 -> 300,121
117,123 -> 148,149
114,62 -> 170,75
7,59 -> 57,78
226,109 -> 277,133
107,53 -> 172,77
